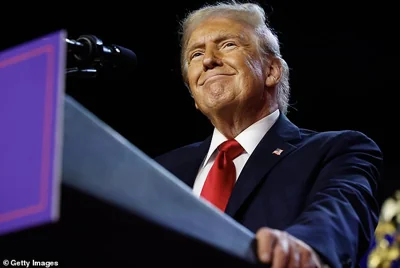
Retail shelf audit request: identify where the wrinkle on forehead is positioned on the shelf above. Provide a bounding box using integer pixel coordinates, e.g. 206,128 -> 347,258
187,31 -> 249,52
186,19 -> 254,53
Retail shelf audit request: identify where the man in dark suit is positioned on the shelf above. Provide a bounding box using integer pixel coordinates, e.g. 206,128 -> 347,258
155,2 -> 383,267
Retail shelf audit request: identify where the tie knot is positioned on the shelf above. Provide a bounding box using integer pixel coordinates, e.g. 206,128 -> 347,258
218,139 -> 244,160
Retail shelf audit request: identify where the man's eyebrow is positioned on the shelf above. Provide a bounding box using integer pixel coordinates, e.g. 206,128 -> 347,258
186,33 -> 246,53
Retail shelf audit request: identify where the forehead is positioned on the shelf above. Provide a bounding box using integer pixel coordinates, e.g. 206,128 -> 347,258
187,17 -> 253,48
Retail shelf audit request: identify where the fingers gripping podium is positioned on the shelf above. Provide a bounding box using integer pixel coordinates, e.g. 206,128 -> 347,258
0,31 -> 261,267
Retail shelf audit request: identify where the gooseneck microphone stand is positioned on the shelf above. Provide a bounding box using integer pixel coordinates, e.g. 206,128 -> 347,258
65,34 -> 137,78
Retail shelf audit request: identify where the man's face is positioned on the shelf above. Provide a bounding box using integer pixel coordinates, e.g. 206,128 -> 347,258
185,17 -> 268,118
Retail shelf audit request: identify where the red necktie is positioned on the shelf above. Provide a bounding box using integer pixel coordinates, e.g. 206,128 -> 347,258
200,139 -> 244,211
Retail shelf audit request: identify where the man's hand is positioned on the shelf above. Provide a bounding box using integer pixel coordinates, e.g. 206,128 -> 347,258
256,227 -> 322,268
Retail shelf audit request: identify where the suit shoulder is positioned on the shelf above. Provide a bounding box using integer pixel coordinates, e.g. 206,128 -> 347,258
296,129 -> 382,160
299,129 -> 380,147
299,129 -> 383,162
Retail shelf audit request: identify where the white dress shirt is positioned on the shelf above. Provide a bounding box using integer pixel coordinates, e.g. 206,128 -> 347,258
192,109 -> 280,196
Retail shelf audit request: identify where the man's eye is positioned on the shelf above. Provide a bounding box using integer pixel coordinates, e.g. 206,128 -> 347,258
224,42 -> 236,48
191,52 -> 203,59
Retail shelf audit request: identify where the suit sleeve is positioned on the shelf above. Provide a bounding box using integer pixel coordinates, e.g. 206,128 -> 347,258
284,130 -> 383,268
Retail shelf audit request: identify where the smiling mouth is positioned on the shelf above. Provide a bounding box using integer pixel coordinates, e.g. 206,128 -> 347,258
200,74 -> 233,86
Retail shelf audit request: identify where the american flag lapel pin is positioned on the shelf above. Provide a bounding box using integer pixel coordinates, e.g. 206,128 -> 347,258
272,148 -> 283,156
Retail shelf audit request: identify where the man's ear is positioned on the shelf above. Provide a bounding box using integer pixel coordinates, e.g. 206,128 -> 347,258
265,58 -> 282,87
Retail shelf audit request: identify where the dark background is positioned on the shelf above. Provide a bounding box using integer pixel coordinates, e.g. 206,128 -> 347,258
0,0 -> 396,264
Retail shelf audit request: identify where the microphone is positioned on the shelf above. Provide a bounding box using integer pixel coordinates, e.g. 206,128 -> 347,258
66,35 -> 137,77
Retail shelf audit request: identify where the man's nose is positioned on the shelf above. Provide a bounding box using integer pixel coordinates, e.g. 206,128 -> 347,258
202,48 -> 222,70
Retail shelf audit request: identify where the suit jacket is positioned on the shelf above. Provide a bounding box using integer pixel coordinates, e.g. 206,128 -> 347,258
154,113 -> 383,268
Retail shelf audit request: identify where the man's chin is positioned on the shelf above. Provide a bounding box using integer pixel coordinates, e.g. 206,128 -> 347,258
202,100 -> 237,117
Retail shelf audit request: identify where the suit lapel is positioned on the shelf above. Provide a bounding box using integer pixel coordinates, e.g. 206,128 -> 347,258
225,113 -> 301,218
173,136 -> 212,188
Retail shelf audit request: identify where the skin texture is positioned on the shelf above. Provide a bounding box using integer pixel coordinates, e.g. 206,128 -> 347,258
185,17 -> 321,268
186,17 -> 281,139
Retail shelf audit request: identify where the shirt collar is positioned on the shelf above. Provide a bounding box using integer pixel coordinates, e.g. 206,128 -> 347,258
201,109 -> 280,168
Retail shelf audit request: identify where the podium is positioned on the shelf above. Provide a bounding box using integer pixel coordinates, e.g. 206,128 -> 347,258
0,95 -> 261,267
0,31 -> 262,267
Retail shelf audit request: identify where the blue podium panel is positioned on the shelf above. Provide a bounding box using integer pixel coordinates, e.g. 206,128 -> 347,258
61,95 -> 259,265
0,31 -> 66,236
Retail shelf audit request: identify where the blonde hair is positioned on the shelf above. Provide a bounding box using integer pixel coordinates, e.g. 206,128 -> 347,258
179,1 -> 291,114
